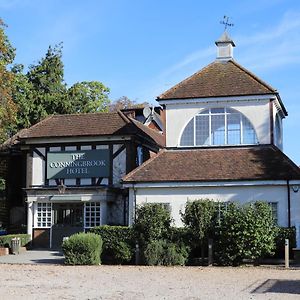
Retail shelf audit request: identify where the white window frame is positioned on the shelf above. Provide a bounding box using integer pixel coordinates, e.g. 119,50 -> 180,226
267,202 -> 278,224
179,107 -> 258,147
84,202 -> 101,229
34,202 -> 52,228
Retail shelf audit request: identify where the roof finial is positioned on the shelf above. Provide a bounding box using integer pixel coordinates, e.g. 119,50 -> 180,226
220,15 -> 234,31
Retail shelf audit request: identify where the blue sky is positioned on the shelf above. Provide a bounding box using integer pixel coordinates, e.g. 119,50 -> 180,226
1,0 -> 300,164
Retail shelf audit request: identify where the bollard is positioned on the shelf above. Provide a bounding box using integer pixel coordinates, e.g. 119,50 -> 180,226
208,239 -> 213,266
135,242 -> 140,265
285,239 -> 289,269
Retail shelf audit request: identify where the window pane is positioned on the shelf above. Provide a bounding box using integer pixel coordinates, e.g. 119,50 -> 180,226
227,114 -> 241,145
242,117 -> 257,144
180,119 -> 194,146
195,115 -> 209,145
211,108 -> 224,113
199,109 -> 209,115
211,115 -> 225,145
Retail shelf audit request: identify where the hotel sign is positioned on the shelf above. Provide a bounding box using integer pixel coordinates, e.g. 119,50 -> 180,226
46,150 -> 110,179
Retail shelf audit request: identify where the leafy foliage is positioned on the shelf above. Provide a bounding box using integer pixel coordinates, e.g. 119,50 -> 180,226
67,81 -> 110,113
214,201 -> 276,266
26,44 -> 67,124
182,199 -> 217,245
0,19 -> 17,141
133,203 -> 172,248
90,225 -> 133,264
8,40 -> 111,135
144,239 -> 188,266
62,232 -> 103,265
273,226 -> 296,258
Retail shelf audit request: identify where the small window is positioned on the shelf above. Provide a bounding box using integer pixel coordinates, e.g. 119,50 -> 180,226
268,202 -> 278,224
158,203 -> 171,213
84,202 -> 101,228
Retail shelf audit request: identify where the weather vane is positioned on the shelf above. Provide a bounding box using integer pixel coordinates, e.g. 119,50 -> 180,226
220,15 -> 234,31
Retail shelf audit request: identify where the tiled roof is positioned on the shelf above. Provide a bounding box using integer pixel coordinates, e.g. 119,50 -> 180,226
123,146 -> 300,183
157,60 -> 277,100
16,111 -> 164,147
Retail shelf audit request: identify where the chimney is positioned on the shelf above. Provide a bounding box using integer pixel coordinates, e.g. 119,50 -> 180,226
215,31 -> 235,61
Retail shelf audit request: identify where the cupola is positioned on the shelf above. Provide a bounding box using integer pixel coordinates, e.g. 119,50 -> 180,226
215,31 -> 235,61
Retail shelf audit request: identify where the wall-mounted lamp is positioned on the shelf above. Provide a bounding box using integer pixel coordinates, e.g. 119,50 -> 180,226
292,185 -> 300,193
58,183 -> 66,194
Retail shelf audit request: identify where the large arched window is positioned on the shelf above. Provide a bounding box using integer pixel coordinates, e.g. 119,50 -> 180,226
180,108 -> 258,146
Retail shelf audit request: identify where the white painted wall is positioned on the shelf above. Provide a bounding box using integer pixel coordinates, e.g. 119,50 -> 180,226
131,183 -> 300,227
273,102 -> 283,150
165,98 -> 271,147
32,148 -> 45,186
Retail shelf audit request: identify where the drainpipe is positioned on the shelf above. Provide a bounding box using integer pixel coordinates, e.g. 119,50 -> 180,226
133,185 -> 137,223
287,179 -> 291,228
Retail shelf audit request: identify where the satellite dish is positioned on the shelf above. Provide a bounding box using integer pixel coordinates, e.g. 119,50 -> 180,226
143,106 -> 152,118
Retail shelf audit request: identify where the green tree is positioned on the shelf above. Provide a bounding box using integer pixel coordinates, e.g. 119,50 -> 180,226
214,201 -> 276,266
109,96 -> 149,112
182,199 -> 217,261
26,43 -> 67,124
133,203 -> 172,248
9,43 -> 111,134
0,19 -> 17,141
67,81 -> 110,113
10,64 -> 34,132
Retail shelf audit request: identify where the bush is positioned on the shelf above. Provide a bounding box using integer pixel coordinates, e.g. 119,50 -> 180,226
214,202 -> 276,266
133,203 -> 172,248
144,240 -> 188,266
0,234 -> 31,248
273,227 -> 296,258
182,199 -> 217,260
62,232 -> 103,265
90,225 -> 133,264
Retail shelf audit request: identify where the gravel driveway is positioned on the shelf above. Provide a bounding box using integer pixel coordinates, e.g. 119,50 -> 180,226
1,264 -> 300,299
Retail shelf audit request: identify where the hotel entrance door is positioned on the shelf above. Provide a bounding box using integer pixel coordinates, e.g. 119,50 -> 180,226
51,203 -> 84,249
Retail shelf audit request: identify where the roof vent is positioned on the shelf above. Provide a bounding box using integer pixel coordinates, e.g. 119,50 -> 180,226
215,31 -> 235,61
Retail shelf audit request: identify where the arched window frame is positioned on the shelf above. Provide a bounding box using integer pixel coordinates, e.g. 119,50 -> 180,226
179,107 -> 258,147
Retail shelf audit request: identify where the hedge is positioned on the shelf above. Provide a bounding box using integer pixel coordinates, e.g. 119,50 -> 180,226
90,225 -> 134,264
62,232 -> 103,265
0,234 -> 31,248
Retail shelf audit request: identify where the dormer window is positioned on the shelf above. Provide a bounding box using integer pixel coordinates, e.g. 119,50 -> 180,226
180,108 -> 258,147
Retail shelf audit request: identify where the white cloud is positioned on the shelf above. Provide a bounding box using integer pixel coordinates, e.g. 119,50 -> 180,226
236,11 -> 300,71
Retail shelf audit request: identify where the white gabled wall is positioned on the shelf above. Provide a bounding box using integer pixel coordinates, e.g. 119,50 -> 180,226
131,183 -> 300,227
165,98 -> 271,147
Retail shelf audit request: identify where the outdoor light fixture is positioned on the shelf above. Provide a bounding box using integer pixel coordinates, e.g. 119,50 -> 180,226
292,185 -> 300,193
58,183 -> 66,194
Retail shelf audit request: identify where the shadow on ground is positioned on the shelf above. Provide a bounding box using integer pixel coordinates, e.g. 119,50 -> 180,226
252,279 -> 300,295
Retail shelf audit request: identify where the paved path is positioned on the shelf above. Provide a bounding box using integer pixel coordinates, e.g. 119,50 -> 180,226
0,249 -> 64,264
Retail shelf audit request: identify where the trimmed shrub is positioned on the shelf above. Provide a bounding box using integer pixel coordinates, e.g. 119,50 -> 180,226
214,201 -> 276,266
90,225 -> 134,264
144,239 -> 188,266
0,234 -> 31,248
133,203 -> 172,247
62,232 -> 103,265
